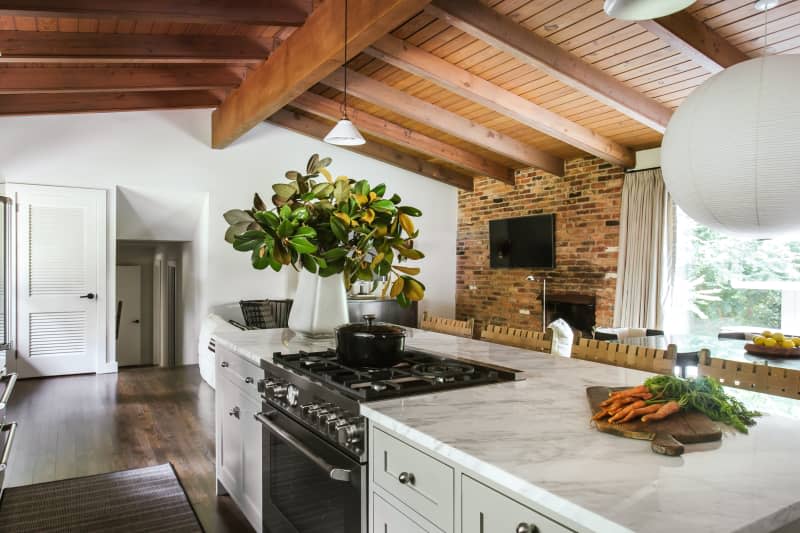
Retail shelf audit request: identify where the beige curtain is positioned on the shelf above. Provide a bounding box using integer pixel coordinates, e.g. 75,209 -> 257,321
613,168 -> 675,330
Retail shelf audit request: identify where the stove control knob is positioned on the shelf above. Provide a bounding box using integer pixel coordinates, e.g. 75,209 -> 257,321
285,384 -> 300,407
270,384 -> 288,400
319,412 -> 338,426
300,403 -> 320,417
337,420 -> 364,447
311,409 -> 330,424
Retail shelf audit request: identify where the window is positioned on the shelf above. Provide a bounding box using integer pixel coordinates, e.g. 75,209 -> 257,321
667,208 -> 800,336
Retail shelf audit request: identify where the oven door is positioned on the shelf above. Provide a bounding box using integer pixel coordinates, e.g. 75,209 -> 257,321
255,408 -> 365,533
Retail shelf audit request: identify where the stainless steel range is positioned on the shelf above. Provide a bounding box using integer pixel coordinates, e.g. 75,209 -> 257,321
255,347 -> 520,533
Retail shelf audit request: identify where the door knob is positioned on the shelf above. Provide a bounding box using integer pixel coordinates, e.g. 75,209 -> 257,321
132,319 -> 140,324
80,293 -> 96,300
229,407 -> 240,419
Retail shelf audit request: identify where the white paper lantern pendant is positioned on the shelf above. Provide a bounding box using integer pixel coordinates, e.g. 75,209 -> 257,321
661,54 -> 800,238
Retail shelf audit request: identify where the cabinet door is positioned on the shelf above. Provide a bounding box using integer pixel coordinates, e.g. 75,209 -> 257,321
461,475 -> 570,533
373,492 -> 431,533
240,391 -> 263,532
218,375 -> 242,496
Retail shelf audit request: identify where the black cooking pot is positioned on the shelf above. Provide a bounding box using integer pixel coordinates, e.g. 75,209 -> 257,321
335,314 -> 406,367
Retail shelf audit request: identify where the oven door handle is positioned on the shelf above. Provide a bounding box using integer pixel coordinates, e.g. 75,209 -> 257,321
255,411 -> 352,483
0,373 -> 17,411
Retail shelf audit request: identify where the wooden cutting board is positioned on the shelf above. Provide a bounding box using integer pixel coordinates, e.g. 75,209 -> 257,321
587,386 -> 722,456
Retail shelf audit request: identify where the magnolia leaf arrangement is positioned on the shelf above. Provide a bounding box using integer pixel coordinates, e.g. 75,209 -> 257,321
223,154 -> 426,306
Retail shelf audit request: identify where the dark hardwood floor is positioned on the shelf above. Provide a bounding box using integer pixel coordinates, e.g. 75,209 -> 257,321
5,365 -> 254,533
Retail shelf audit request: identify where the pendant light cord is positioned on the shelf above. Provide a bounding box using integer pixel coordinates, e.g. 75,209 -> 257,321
343,0 -> 349,119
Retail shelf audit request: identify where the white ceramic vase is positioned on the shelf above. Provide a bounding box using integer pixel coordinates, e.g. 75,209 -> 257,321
288,269 -> 349,338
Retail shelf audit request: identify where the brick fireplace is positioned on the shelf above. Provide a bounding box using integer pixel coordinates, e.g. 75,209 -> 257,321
456,156 -> 623,332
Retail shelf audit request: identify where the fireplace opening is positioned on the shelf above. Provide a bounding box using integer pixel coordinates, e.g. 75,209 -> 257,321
542,293 -> 596,338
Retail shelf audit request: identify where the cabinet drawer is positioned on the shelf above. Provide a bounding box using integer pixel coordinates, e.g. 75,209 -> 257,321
373,428 -> 454,532
217,346 -> 261,397
461,475 -> 571,533
373,491 -> 439,533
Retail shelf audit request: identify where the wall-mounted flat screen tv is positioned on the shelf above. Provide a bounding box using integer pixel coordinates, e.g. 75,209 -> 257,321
489,214 -> 555,269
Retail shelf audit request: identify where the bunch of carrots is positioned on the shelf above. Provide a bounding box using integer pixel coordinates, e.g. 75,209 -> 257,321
592,384 -> 683,424
591,376 -> 761,432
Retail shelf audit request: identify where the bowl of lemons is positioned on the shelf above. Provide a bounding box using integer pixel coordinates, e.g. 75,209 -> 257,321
746,331 -> 800,358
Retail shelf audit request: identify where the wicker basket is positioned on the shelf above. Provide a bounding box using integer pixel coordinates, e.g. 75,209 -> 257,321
239,299 -> 293,329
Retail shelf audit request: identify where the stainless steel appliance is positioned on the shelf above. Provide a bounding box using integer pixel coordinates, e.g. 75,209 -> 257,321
257,348 -> 521,533
0,195 -> 17,500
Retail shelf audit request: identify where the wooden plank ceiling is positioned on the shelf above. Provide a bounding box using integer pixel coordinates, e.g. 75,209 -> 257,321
2,0 -> 800,188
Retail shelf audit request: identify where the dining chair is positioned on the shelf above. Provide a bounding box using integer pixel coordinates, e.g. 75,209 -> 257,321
698,351 -> 800,400
480,324 -> 553,354
572,338 -> 676,375
419,312 -> 475,339
593,327 -> 665,341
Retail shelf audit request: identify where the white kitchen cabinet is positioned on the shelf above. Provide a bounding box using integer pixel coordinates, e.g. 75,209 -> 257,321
462,475 -> 570,533
215,346 -> 263,533
368,422 -> 575,533
373,491 -> 434,533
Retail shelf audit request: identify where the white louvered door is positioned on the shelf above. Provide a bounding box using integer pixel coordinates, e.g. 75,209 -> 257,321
14,185 -> 106,378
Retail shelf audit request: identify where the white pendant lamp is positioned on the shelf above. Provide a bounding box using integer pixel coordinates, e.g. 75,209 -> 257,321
603,0 -> 695,20
324,0 -> 365,147
661,54 -> 800,238
324,118 -> 365,146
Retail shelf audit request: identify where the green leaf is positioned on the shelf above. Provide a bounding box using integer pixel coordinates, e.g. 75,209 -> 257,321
273,182 -> 298,199
251,246 -> 271,270
277,219 -> 294,238
334,179 -> 350,204
390,193 -> 402,204
355,179 -> 370,197
312,182 -> 334,199
254,211 -> 279,229
306,154 -> 320,174
279,204 -> 291,219
300,192 -> 315,202
223,209 -> 253,225
295,226 -> 317,239
285,170 -> 301,181
224,221 -> 250,243
315,256 -> 328,269
322,247 -> 348,261
371,200 -> 397,214
372,183 -> 386,197
396,291 -> 410,308
395,245 -> 424,260
233,230 -> 267,251
318,156 -> 332,169
292,206 -> 309,221
330,215 -> 348,242
301,254 -> 318,274
289,236 -> 317,255
398,205 -> 423,217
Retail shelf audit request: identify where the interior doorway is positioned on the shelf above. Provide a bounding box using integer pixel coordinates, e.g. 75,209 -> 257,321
116,241 -> 184,368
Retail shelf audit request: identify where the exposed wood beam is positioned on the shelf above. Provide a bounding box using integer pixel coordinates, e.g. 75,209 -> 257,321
0,0 -> 312,26
426,0 -> 672,133
323,68 -> 565,177
211,0 -> 433,149
0,66 -> 243,94
0,31 -> 270,64
270,109 -> 474,190
293,92 -> 512,182
367,35 -> 635,168
638,11 -> 748,74
0,91 -> 219,115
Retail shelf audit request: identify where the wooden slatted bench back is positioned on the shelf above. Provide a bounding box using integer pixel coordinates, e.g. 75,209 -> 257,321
698,351 -> 800,400
419,312 -> 475,338
572,338 -> 676,375
480,324 -> 553,354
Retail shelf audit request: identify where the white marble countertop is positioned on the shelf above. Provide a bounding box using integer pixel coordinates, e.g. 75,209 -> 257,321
214,328 -> 800,533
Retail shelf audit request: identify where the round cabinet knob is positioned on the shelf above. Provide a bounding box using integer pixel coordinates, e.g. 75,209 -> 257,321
228,406 -> 240,419
398,472 -> 415,485
220,361 -> 229,368
515,524 -> 538,533
244,376 -> 254,384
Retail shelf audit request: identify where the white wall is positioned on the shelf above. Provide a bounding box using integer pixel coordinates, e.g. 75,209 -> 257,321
0,109 -> 458,366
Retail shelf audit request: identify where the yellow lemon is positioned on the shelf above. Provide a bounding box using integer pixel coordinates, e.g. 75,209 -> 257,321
793,338 -> 800,347
762,330 -> 773,338
773,332 -> 786,343
764,337 -> 778,347
753,336 -> 766,345
782,340 -> 795,349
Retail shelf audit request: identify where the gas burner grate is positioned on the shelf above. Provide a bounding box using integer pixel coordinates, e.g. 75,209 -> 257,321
273,348 -> 518,401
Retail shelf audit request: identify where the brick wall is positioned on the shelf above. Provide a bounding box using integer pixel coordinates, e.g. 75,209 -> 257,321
456,156 -> 623,331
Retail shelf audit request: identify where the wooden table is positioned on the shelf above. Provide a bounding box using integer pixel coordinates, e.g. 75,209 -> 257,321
617,334 -> 800,371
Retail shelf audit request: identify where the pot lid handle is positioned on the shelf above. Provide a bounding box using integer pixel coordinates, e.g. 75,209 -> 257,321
362,314 -> 376,326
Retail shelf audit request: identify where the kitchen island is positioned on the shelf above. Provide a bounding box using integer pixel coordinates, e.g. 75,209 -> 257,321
214,327 -> 800,533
